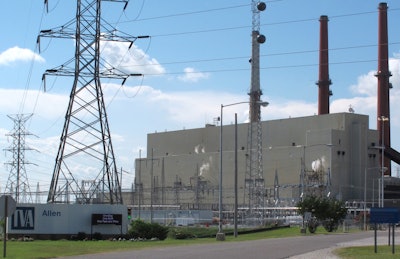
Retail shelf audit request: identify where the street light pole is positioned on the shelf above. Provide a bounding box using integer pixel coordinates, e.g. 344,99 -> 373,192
138,149 -> 142,219
364,167 -> 367,231
234,113 -> 238,238
218,101 -> 268,239
218,104 -> 223,234
381,117 -> 384,208
150,148 -> 154,223
301,146 -> 305,199
378,115 -> 389,207
364,167 -> 387,230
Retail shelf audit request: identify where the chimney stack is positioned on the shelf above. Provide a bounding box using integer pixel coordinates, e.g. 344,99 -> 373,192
317,15 -> 332,115
376,2 -> 391,175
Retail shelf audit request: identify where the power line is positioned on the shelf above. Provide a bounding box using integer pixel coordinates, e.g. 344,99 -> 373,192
152,24 -> 250,38
139,7 -> 400,38
27,3 -> 400,93
131,58 -> 386,77
117,41 -> 400,70
115,42 -> 400,76
120,3 -> 250,23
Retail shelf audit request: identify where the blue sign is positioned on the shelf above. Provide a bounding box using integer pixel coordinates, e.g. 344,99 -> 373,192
370,207 -> 400,224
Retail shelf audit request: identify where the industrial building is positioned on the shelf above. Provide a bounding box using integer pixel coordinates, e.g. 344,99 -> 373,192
132,112 -> 383,218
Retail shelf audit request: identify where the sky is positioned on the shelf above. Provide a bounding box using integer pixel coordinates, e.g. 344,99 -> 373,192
1,0 -> 400,197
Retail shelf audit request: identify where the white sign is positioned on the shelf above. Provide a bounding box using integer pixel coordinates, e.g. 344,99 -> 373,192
8,204 -> 127,236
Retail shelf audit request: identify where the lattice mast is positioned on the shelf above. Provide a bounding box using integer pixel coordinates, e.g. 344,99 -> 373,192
39,0 -> 142,204
245,1 -> 266,221
4,114 -> 34,203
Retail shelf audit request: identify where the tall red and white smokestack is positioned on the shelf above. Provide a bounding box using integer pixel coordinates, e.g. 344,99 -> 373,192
317,15 -> 332,115
376,2 -> 391,175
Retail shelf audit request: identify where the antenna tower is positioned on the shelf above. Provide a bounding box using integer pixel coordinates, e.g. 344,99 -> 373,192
39,0 -> 143,204
245,1 -> 266,223
4,114 -> 34,203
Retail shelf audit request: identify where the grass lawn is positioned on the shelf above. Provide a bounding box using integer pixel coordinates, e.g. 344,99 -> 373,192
0,226 -> 357,259
335,245 -> 400,258
0,226 -> 306,259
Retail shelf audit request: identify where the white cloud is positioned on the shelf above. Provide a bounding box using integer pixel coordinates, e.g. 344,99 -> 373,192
331,96 -> 376,115
0,88 -> 67,119
350,70 -> 376,96
146,88 -> 220,124
350,55 -> 400,97
107,83 -> 246,127
264,100 -> 317,120
389,55 -> 400,94
177,67 -> 210,83
100,41 -> 165,75
344,55 -> 400,121
0,46 -> 44,65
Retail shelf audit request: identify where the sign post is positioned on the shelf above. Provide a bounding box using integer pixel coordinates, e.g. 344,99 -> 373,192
370,207 -> 400,254
91,214 -> 123,237
0,195 -> 16,258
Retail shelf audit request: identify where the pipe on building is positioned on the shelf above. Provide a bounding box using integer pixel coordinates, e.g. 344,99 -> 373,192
317,15 -> 332,115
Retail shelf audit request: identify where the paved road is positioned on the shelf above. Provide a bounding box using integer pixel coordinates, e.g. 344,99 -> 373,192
57,231 -> 385,259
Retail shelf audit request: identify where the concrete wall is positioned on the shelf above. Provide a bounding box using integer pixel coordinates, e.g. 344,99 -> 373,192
8,204 -> 127,239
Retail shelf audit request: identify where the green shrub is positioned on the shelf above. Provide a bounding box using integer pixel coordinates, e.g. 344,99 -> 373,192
128,219 -> 169,240
297,195 -> 347,233
149,222 -> 169,240
128,219 -> 148,239
169,228 -> 197,239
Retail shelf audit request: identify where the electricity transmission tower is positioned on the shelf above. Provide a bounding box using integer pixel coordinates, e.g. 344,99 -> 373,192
4,114 -> 34,203
244,1 -> 267,223
39,0 -> 143,204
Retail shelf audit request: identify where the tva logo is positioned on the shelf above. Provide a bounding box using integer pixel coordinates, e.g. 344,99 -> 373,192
11,207 -> 35,230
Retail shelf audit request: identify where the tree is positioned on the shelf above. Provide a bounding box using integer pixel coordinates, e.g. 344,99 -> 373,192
321,198 -> 348,232
297,195 -> 347,232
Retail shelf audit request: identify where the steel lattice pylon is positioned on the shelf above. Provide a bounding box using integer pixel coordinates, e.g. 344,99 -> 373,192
39,0 -> 140,204
4,114 -> 34,203
244,0 -> 266,223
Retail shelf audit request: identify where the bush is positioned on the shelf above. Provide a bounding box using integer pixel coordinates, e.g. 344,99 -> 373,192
297,195 -> 347,233
128,219 -> 169,240
128,219 -> 150,239
169,228 -> 197,239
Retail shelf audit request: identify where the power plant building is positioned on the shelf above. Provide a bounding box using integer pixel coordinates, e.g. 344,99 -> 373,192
133,112 -> 382,215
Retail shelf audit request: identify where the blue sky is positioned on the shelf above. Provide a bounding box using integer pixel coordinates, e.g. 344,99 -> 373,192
1,0 -> 400,195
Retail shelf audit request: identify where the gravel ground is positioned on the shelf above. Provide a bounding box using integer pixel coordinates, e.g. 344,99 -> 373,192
288,234 -> 400,259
